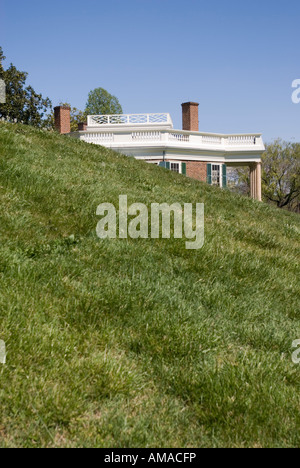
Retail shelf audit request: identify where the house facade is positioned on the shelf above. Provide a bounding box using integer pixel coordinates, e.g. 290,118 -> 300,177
54,102 -> 265,201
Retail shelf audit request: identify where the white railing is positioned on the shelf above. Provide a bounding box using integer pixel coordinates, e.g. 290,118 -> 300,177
169,132 -> 190,142
88,113 -> 173,127
84,132 -> 114,143
132,131 -> 161,141
227,135 -> 257,145
202,135 -> 222,145
80,130 -> 263,148
1,117 -> 19,123
84,114 -> 262,149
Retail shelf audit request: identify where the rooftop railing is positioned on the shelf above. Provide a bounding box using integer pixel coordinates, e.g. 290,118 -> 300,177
87,113 -> 173,128
81,114 -> 264,151
80,129 -> 264,150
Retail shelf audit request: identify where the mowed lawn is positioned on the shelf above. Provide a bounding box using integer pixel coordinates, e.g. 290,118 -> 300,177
0,122 -> 299,448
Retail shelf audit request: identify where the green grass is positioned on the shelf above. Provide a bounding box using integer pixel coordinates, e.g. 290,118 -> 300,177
0,122 -> 299,448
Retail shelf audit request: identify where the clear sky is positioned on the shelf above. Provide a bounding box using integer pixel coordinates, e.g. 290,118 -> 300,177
1,0 -> 300,141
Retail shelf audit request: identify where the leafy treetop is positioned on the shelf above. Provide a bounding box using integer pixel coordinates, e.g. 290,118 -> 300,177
0,46 -> 52,128
85,87 -> 122,116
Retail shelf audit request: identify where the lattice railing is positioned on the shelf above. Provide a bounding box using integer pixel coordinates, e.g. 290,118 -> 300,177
87,113 -> 173,127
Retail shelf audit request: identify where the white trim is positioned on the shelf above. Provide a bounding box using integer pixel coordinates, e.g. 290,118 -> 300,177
169,161 -> 182,174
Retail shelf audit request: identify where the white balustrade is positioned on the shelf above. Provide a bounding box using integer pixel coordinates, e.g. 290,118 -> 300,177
84,132 -> 114,143
79,114 -> 263,152
132,131 -> 161,141
202,135 -> 222,145
227,135 -> 257,145
81,130 -> 262,149
169,132 -> 190,142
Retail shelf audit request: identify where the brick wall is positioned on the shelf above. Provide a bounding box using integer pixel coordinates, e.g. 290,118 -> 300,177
186,161 -> 207,182
159,160 -> 207,182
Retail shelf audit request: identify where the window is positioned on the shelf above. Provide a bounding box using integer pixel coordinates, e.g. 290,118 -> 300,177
211,164 -> 221,186
158,161 -> 186,175
170,163 -> 180,173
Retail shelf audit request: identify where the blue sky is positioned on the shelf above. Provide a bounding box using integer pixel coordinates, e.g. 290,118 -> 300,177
1,0 -> 300,141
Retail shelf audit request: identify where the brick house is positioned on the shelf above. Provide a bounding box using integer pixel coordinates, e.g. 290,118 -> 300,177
54,102 -> 265,200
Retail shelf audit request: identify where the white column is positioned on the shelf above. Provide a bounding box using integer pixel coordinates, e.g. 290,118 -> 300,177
250,164 -> 256,200
250,163 -> 262,201
256,162 -> 262,202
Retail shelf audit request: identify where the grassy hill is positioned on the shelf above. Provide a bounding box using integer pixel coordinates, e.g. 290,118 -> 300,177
0,122 -> 299,448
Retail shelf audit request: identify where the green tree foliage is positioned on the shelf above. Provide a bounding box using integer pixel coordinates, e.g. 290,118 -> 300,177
229,166 -> 250,196
234,140 -> 300,212
0,47 -> 6,77
85,87 -> 123,115
262,139 -> 300,211
0,47 -> 52,127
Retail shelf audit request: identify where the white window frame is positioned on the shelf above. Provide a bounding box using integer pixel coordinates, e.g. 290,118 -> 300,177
211,164 -> 222,187
169,161 -> 182,174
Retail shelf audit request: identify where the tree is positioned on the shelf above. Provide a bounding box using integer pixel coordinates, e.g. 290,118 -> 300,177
262,140 -> 300,210
85,87 -> 122,115
0,47 -> 6,77
0,49 -> 6,104
229,166 -> 250,196
232,140 -> 300,212
0,46 -> 52,127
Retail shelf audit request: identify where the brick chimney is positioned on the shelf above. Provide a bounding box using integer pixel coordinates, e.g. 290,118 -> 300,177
78,122 -> 87,131
181,102 -> 199,132
54,106 -> 71,134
